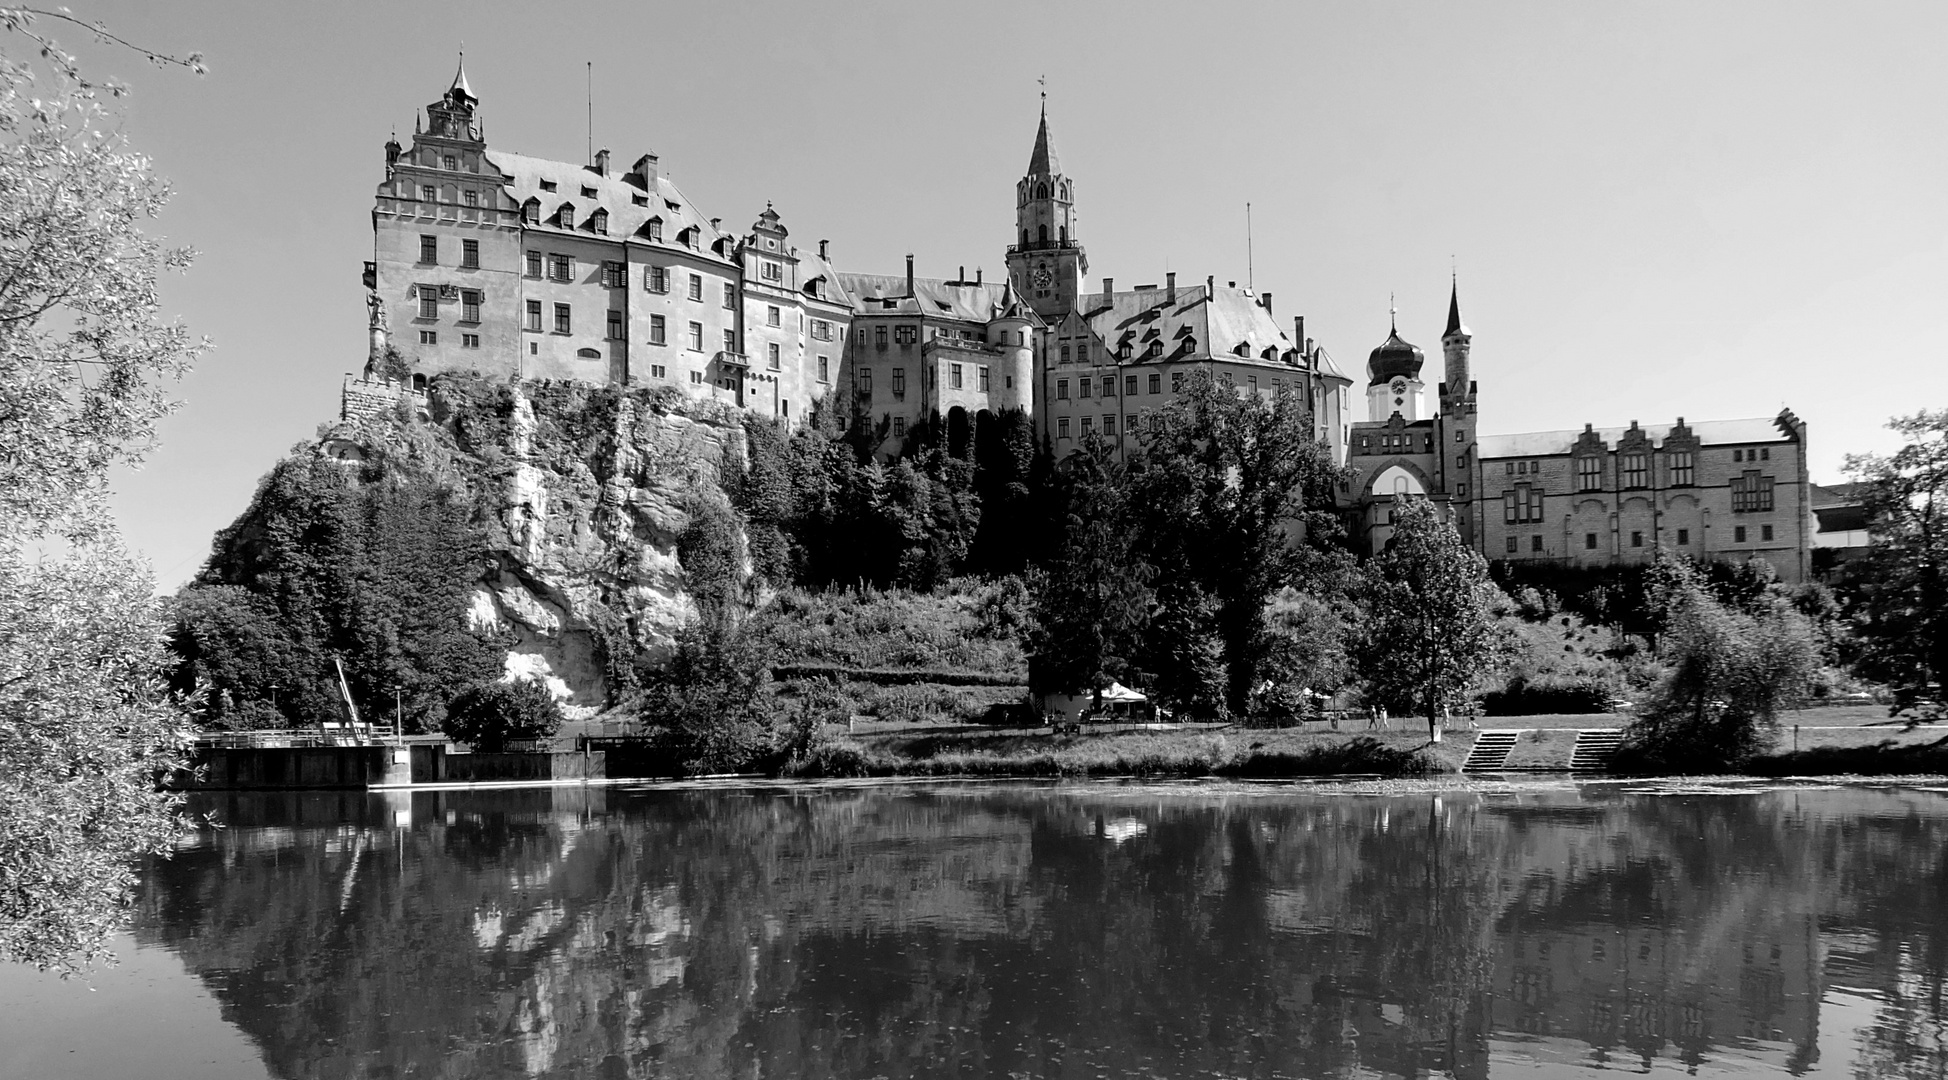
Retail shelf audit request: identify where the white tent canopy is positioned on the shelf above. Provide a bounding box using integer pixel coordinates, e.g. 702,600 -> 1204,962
1098,682 -> 1147,703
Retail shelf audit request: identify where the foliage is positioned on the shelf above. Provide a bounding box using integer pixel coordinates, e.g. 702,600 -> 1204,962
1354,498 -> 1510,728
637,615 -> 779,774
1618,557 -> 1820,772
174,454 -> 505,733
1842,409 -> 1948,721
0,18 -> 204,974
1025,440 -> 1152,702
1130,371 -> 1353,713
440,678 -> 563,752
677,486 -> 745,621
754,581 -> 1026,675
729,414 -> 793,588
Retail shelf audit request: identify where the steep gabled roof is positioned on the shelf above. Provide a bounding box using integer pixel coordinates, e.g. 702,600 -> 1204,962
835,273 -> 1010,323
488,148 -> 732,261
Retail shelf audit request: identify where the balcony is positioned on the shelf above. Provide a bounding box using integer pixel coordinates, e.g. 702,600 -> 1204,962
713,350 -> 750,370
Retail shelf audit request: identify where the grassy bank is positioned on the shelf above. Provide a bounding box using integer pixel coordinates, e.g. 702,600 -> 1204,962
782,725 -> 1468,780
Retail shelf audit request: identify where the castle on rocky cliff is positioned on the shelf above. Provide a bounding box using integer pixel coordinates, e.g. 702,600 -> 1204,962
358,60 -> 1811,581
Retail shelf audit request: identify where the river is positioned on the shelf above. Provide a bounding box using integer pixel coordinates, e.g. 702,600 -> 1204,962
2,779 -> 1945,1079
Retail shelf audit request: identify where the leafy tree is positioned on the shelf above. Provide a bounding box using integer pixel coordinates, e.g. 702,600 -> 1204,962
1354,497 -> 1509,738
0,12 -> 205,974
1254,587 -> 1352,720
1025,440 -> 1152,707
1131,371 -> 1351,712
729,414 -> 793,588
441,679 -> 563,753
638,615 -> 779,774
1843,409 -> 1948,719
967,408 -> 1040,575
1620,557 -> 1819,771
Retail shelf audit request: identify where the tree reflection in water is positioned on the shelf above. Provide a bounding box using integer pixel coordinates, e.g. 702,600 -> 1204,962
131,784 -> 1948,1079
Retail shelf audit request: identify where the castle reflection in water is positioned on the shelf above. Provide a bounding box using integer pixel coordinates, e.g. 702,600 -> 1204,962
134,784 -> 1948,1079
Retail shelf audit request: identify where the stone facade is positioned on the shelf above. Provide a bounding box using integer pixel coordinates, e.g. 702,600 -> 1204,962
368,63 -> 852,422
1342,284 -> 1814,582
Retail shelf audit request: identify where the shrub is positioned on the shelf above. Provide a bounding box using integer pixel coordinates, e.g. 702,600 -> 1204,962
441,679 -> 563,752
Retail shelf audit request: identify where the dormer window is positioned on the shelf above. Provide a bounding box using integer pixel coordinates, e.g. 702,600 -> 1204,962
632,194 -> 648,207
557,202 -> 574,227
591,208 -> 609,235
643,216 -> 663,242
539,179 -> 557,193
522,197 -> 540,224
580,186 -> 596,198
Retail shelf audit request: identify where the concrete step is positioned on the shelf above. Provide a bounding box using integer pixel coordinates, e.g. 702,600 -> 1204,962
1462,731 -> 1522,772
1569,729 -> 1626,771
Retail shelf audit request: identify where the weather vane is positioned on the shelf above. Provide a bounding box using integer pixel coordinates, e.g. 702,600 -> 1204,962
1038,73 -> 1046,104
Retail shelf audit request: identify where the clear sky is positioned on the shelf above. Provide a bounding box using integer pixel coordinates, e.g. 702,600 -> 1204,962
59,0 -> 1948,589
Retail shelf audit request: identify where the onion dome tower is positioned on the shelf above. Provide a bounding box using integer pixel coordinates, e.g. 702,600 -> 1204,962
1366,301 -> 1427,421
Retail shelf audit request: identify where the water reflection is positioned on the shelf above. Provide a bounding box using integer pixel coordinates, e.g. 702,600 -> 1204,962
125,783 -> 1948,1078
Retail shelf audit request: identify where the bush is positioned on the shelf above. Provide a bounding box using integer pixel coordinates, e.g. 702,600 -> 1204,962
1478,677 -> 1613,716
441,679 -> 563,752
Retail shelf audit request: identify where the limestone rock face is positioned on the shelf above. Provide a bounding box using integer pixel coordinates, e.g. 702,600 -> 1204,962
334,378 -> 749,711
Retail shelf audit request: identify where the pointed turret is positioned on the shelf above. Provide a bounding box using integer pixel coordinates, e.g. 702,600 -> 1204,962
1444,277 -> 1468,339
1441,275 -> 1474,414
449,53 -> 475,104
1027,105 -> 1060,177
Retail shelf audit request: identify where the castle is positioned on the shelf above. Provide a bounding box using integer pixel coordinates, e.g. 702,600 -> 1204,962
363,62 -> 1810,581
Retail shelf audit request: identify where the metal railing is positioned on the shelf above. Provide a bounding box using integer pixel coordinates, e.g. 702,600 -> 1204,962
192,724 -> 401,749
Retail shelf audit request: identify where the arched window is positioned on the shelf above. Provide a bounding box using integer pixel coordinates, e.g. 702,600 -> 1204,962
411,373 -> 427,392
1038,224 -> 1049,243
1058,226 -> 1067,244
1020,229 -> 1029,248
1035,182 -> 1050,199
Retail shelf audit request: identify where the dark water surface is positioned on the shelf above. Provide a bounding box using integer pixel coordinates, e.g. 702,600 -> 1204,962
4,780 -> 1948,1079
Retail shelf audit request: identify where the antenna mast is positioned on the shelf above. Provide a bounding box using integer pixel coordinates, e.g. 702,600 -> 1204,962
1246,202 -> 1255,292
586,62 -> 593,166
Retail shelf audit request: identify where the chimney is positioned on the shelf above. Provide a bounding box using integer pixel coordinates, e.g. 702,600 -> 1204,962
1294,316 -> 1305,350
1166,272 -> 1176,303
630,152 -> 659,190
958,265 -> 965,283
710,217 -> 722,232
818,238 -> 829,260
1102,277 -> 1114,304
1228,281 -> 1237,289
976,268 -> 982,284
1261,291 -> 1273,314
905,253 -> 915,297
1207,275 -> 1215,297
592,147 -> 610,174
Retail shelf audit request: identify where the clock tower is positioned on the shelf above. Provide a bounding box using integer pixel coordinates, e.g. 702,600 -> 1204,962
1005,103 -> 1087,321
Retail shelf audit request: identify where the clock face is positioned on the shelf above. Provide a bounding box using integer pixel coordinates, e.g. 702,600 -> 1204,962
1391,379 -> 1407,394
1033,265 -> 1053,288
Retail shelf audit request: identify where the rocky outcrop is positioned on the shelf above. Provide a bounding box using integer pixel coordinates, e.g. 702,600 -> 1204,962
323,377 -> 749,711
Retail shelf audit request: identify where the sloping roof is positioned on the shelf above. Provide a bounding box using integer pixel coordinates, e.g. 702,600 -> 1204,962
487,148 -> 733,262
1478,416 -> 1795,459
1076,283 -> 1299,368
835,273 -> 1010,323
1811,482 -> 1871,509
1310,344 -> 1349,380
1445,279 -> 1468,337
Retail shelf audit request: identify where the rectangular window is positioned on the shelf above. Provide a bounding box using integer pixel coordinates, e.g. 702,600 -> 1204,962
1248,375 -> 1258,396
1761,447 -> 1770,460
874,325 -> 888,348
891,367 -> 906,396
607,310 -> 623,340
818,356 -> 829,382
1503,491 -> 1517,525
724,329 -> 736,353
761,260 -> 782,282
420,185 -> 435,202
418,292 -> 438,319
1735,525 -> 1748,543
893,417 -> 907,437
461,332 -> 479,348
1631,531 -> 1644,547
602,261 -> 625,288
857,368 -> 872,395
1125,375 -> 1138,396
1058,416 -> 1071,439
950,363 -> 963,390
1100,376 -> 1114,397
688,322 -> 703,351
460,290 -> 481,322
1577,456 -> 1601,492
979,366 -> 990,392
1081,416 -> 1095,436
549,254 -> 572,282
646,218 -> 663,242
1622,453 -> 1648,489
1762,524 -> 1774,541
464,189 -> 479,207
690,371 -> 702,385
1668,450 -> 1694,486
525,250 -> 542,277
1532,535 -> 1544,553
553,303 -> 571,334
1172,372 -> 1184,392
1078,378 -> 1091,399
1103,414 -> 1117,436
1506,536 -> 1518,554
766,305 -> 781,327
1077,342 -> 1089,364
1676,528 -> 1689,545
724,285 -> 737,310
419,330 -> 437,345
525,299 -> 542,331
812,319 -> 833,342
650,364 -> 667,379
1149,373 -> 1161,394
688,274 -> 703,302
1057,379 -> 1070,400
895,325 -> 917,346
1060,344 -> 1071,364
768,343 -> 780,370
1731,472 -> 1776,513
1734,449 -> 1744,463
419,235 -> 437,264
461,239 -> 479,269
1585,533 -> 1598,550
647,266 -> 669,293
649,314 -> 666,345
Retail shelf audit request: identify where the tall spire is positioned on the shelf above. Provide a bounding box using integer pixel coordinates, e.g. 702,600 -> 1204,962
1027,101 -> 1060,177
1444,275 -> 1469,338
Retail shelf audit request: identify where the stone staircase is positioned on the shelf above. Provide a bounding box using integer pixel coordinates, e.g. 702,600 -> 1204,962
1461,730 -> 1521,772
1570,729 -> 1626,771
